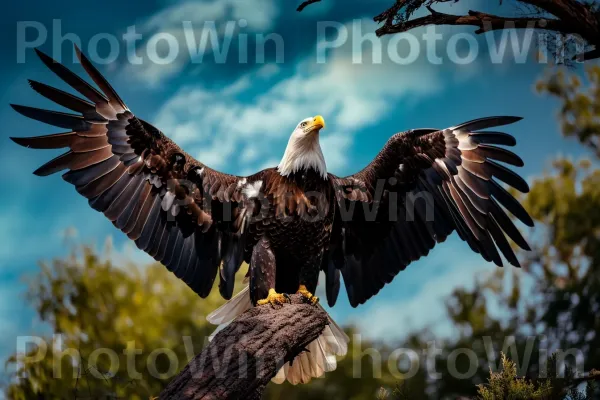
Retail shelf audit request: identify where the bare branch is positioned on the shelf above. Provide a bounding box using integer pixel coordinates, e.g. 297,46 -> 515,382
374,8 -> 570,37
374,0 -> 460,27
579,47 -> 600,61
520,0 -> 600,39
297,0 -> 322,12
293,0 -> 600,61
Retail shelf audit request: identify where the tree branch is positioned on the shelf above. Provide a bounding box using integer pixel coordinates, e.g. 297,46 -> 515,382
297,0 -> 322,12
295,0 -> 600,60
375,8 -> 571,37
159,295 -> 329,400
373,0 -> 458,27
580,47 -> 600,61
520,0 -> 600,40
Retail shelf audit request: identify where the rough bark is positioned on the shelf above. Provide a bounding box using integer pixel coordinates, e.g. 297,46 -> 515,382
159,294 -> 329,400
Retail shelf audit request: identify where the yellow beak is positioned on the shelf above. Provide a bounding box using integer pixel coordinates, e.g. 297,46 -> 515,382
311,115 -> 325,131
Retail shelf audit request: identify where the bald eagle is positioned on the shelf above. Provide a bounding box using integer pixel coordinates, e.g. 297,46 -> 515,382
11,47 -> 532,385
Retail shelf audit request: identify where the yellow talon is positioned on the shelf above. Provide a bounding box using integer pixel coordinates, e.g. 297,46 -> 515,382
297,285 -> 319,304
257,289 -> 289,306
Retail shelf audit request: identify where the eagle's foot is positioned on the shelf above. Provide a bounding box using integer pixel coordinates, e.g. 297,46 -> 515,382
297,285 -> 319,305
257,289 -> 289,306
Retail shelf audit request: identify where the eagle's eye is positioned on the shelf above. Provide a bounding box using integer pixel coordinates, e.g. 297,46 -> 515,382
300,122 -> 308,128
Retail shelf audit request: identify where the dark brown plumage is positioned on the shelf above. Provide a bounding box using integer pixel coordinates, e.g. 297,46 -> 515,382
328,122 -> 533,307
11,47 -> 533,313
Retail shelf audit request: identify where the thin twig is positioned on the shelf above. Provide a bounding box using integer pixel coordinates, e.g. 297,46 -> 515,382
297,0 -> 322,12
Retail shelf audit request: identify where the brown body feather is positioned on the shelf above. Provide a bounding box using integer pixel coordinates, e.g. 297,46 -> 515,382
245,169 -> 335,303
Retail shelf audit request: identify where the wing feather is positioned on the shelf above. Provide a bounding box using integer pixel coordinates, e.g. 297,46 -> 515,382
11,47 -> 260,299
330,117 -> 532,307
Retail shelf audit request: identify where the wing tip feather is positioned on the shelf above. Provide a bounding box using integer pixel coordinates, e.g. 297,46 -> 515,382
10,103 -> 24,113
494,116 -> 523,125
27,79 -> 51,96
33,168 -> 48,177
10,104 -> 36,120
34,47 -> 51,62
33,163 -> 57,177
454,116 -> 524,131
74,44 -> 127,111
10,136 -> 27,147
505,116 -> 523,123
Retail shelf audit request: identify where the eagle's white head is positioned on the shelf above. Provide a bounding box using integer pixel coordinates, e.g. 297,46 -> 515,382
277,115 -> 327,180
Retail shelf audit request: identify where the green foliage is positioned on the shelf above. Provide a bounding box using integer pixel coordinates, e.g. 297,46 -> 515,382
2,245 -> 406,400
536,66 -> 600,157
448,65 -> 600,398
477,354 -> 552,400
378,380 -> 418,400
380,65 -> 600,398
2,243 -> 401,400
525,67 -> 600,369
378,352 -> 599,400
4,245 -> 246,399
477,353 -> 599,400
5,65 -> 600,400
441,64 -> 600,398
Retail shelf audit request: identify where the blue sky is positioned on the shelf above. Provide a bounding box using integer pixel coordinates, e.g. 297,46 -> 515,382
0,0 -> 596,385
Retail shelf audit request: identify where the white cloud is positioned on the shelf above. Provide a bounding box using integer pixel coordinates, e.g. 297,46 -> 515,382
240,146 -> 260,164
222,75 -> 252,96
255,63 -> 281,79
152,19 -> 443,175
321,133 -> 353,172
131,56 -> 190,87
144,0 -> 277,32
123,0 -> 279,86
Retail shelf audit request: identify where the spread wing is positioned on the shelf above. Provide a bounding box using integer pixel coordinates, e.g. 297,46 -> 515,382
11,47 -> 260,299
327,117 -> 533,307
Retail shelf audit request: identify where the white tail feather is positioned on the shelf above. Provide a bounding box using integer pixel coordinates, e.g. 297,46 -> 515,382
271,303 -> 348,384
317,335 -> 337,371
206,286 -> 349,385
307,339 -> 325,373
206,286 -> 252,325
321,320 -> 349,356
297,353 -> 312,384
271,363 -> 287,384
